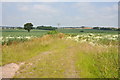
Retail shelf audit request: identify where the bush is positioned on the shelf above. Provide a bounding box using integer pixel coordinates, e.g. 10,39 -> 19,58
47,30 -> 59,35
80,30 -> 84,32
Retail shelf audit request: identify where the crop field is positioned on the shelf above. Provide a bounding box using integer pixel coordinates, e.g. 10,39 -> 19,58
1,29 -> 118,45
1,29 -> 49,45
2,29 -> 49,37
1,29 -> 119,78
57,28 -> 118,34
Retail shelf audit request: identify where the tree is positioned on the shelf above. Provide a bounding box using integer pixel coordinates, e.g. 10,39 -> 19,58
93,27 -> 100,30
24,23 -> 33,32
81,26 -> 85,28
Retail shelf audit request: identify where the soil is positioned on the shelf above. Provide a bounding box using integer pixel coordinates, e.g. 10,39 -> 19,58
0,63 -> 20,78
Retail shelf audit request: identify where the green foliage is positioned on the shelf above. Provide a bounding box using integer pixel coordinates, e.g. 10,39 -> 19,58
47,30 -> 59,35
24,23 -> 33,32
93,50 -> 118,78
81,26 -> 85,28
93,27 -> 118,31
36,26 -> 57,30
117,28 -> 120,31
80,30 -> 84,32
16,27 -> 23,29
76,44 -> 118,78
93,27 -> 100,30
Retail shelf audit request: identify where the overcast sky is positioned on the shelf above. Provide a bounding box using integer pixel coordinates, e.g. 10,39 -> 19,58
2,2 -> 118,27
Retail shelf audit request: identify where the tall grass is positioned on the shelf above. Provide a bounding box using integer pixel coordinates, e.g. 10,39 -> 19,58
75,43 -> 118,78
2,33 -> 118,78
2,35 -> 54,66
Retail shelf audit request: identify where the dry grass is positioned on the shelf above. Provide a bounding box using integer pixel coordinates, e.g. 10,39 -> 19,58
2,34 -> 118,78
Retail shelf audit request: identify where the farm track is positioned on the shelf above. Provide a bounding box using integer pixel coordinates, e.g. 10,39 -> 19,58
13,48 -> 80,78
15,50 -> 59,78
64,47 -> 79,78
0,63 -> 20,78
2,49 -> 79,78
0,51 -> 53,78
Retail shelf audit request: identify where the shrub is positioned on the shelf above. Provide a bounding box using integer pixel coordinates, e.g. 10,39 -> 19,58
47,30 -> 59,35
80,30 -> 84,32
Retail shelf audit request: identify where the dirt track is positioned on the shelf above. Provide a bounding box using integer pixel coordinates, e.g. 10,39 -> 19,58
0,63 -> 20,78
0,51 -> 79,78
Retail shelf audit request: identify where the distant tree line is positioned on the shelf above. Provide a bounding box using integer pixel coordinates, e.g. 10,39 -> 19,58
36,26 -> 57,30
93,27 -> 120,31
2,27 -> 24,29
23,23 -> 57,32
2,25 -> 57,31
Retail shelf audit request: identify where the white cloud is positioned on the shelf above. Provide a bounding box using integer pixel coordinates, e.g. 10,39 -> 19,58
2,2 -> 118,27
74,3 -> 96,15
33,5 -> 58,13
72,2 -> 118,26
104,4 -> 118,12
18,4 -> 59,14
8,4 -> 62,26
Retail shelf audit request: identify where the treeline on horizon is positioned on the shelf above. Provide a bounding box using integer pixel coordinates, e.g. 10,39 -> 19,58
93,27 -> 120,31
36,26 -> 57,30
2,26 -> 120,31
2,26 -> 57,30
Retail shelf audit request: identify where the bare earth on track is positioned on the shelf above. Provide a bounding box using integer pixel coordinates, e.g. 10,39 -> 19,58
1,50 -> 80,78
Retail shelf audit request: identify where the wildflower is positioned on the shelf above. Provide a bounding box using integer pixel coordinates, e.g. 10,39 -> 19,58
25,36 -> 31,39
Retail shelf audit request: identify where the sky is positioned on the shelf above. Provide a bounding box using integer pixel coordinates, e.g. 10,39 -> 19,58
1,0 -> 120,2
1,2 -> 118,27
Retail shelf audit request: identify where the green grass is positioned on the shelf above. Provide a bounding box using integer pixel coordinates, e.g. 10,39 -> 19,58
2,34 -> 118,78
2,35 -> 54,65
14,39 -> 69,78
75,43 -> 118,78
1,29 -> 119,78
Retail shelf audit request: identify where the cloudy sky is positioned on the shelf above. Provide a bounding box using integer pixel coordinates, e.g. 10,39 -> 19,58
2,2 -> 118,27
